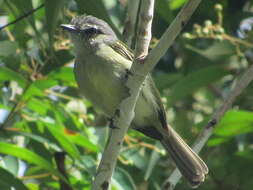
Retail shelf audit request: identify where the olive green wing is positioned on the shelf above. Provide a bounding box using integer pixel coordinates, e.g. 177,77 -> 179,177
146,75 -> 168,128
109,40 -> 134,61
110,40 -> 167,126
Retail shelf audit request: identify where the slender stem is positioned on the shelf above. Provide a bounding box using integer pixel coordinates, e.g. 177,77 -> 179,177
123,0 -> 140,47
222,34 -> 253,48
134,0 -> 155,58
0,3 -> 44,31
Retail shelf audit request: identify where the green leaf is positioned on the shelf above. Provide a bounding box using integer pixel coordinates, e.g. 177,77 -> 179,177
0,167 -> 28,190
16,131 -> 59,150
48,67 -> 75,84
236,150 -> 253,160
185,41 -> 236,61
155,0 -> 173,23
26,183 -> 39,190
113,167 -> 137,190
207,137 -> 230,147
170,0 -> 187,10
26,98 -> 50,115
144,142 -> 161,180
80,155 -> 97,176
3,155 -> 19,176
214,110 -> 253,137
167,64 -> 229,105
8,0 -> 35,28
0,41 -> 18,56
154,72 -> 182,90
22,79 -> 58,100
121,148 -> 148,170
0,67 -> 27,87
0,142 -> 57,175
33,79 -> 58,90
67,133 -> 99,152
9,0 -> 34,18
46,123 -> 81,159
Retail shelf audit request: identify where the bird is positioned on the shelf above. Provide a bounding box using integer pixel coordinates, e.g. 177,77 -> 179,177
61,15 -> 208,187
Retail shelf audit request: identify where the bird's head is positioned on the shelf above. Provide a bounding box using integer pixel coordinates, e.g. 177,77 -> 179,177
61,15 -> 117,51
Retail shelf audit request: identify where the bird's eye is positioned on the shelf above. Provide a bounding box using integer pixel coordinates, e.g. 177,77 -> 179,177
83,27 -> 98,35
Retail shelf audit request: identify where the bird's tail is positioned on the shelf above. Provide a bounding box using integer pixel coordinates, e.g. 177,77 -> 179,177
160,126 -> 208,188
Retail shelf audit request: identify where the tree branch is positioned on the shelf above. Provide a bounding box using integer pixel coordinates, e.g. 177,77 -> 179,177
162,62 -> 253,189
91,0 -> 203,189
122,0 -> 140,47
134,0 -> 154,57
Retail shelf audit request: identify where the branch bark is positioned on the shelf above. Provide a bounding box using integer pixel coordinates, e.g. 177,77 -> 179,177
162,62 -> 253,190
91,0 -> 204,189
122,0 -> 140,47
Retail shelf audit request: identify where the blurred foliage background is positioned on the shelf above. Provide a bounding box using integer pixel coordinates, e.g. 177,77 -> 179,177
0,0 -> 253,189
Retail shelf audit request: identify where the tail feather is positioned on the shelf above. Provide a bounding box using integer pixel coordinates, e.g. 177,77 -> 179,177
160,126 -> 208,188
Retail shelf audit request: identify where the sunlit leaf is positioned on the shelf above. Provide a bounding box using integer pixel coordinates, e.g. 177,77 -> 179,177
207,137 -> 230,147
46,123 -> 81,159
16,131 -> 59,150
0,142 -> 59,176
48,67 -> 75,84
22,79 -> 58,100
65,128 -> 98,152
170,0 -> 187,10
214,110 -> 253,137
26,98 -> 51,115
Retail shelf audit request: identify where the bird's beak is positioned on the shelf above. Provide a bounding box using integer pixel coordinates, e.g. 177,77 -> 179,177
60,24 -> 77,32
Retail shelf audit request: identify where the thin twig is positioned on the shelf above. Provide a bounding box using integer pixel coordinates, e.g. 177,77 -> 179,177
19,173 -> 51,180
134,0 -> 154,58
0,4 -> 44,31
125,135 -> 164,153
44,89 -> 76,101
122,0 -> 140,47
162,62 -> 253,189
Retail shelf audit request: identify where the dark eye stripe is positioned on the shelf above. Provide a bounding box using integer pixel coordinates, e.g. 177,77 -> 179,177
83,27 -> 98,35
